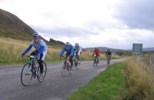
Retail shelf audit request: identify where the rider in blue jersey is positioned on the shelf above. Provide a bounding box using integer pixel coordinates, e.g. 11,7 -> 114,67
21,33 -> 48,78
59,42 -> 74,68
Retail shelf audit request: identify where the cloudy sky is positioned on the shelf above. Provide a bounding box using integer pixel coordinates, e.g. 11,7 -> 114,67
0,0 -> 154,49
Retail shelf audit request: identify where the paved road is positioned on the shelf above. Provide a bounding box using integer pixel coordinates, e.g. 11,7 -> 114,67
0,59 -> 125,100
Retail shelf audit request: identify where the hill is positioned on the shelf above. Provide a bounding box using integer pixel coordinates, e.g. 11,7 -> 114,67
84,47 -> 128,53
0,9 -> 64,47
143,47 -> 154,52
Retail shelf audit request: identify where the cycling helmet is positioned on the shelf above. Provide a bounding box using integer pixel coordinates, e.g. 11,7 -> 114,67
33,33 -> 39,38
65,42 -> 70,46
75,43 -> 79,47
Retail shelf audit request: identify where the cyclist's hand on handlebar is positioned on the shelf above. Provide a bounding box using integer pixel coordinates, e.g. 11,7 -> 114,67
21,53 -> 24,60
34,56 -> 38,61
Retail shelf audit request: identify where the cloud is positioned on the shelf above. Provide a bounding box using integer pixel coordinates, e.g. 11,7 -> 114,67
115,0 -> 154,30
1,0 -> 154,49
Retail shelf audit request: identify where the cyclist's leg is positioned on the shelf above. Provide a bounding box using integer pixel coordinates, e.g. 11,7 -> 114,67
69,55 -> 74,68
65,52 -> 69,59
38,59 -> 43,74
39,50 -> 47,74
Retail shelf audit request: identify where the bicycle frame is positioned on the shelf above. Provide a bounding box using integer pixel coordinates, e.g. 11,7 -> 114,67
28,55 -> 37,77
21,55 -> 47,86
64,57 -> 71,70
61,56 -> 71,77
93,55 -> 98,67
94,55 -> 98,63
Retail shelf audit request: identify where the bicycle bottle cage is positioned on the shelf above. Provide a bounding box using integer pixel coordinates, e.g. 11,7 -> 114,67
30,55 -> 35,58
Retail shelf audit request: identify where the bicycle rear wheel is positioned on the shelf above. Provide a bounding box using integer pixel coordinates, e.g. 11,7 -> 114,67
20,63 -> 32,86
37,61 -> 47,82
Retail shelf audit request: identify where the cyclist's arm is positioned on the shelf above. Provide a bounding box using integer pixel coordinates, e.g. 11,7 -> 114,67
78,47 -> 82,56
70,46 -> 74,57
60,47 -> 65,56
23,44 -> 32,55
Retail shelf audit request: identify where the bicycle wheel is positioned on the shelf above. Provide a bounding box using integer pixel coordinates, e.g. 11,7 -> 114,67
74,59 -> 79,70
61,62 -> 71,77
37,61 -> 47,82
20,63 -> 32,86
93,59 -> 97,67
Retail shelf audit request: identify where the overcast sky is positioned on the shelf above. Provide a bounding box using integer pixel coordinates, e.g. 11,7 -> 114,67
0,0 -> 154,49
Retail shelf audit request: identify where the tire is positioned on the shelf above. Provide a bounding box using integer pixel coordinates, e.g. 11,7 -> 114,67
37,61 -> 47,82
93,58 -> 97,67
93,61 -> 96,67
74,59 -> 79,70
61,62 -> 71,77
20,63 -> 32,86
107,56 -> 110,65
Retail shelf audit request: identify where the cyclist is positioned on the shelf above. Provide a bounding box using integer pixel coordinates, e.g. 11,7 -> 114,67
92,48 -> 100,63
74,43 -> 82,62
21,33 -> 48,80
105,49 -> 112,57
105,49 -> 112,64
59,42 -> 74,68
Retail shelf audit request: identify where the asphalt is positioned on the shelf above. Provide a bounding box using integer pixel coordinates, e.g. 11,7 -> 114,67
0,59 -> 125,100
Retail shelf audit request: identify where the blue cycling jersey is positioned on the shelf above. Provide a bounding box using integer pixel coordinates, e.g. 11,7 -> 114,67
60,44 -> 74,57
23,39 -> 47,58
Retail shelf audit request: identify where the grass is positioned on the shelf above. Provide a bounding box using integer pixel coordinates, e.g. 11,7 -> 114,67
0,37 -> 120,65
67,56 -> 154,100
0,37 -> 60,64
67,63 -> 125,100
120,56 -> 154,100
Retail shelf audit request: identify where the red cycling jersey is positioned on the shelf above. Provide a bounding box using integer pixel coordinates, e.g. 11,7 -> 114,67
92,48 -> 100,56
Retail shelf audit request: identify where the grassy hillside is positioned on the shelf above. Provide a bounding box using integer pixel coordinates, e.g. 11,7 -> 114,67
0,9 -> 36,41
0,9 -> 121,64
0,9 -> 64,47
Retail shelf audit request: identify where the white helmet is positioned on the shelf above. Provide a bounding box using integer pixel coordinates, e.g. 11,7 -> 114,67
75,43 -> 79,47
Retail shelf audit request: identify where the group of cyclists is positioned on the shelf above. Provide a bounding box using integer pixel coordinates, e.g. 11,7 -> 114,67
21,33 -> 112,79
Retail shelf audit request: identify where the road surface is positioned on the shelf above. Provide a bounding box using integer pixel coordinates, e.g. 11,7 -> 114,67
0,59 -> 125,100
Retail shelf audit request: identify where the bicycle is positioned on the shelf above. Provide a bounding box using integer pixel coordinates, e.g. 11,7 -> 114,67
73,53 -> 79,70
20,55 -> 47,86
60,56 -> 71,77
93,54 -> 99,67
106,55 -> 111,65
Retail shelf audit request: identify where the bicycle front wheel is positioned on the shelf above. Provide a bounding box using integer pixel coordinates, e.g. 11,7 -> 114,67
20,63 -> 32,86
93,59 -> 97,67
74,59 -> 79,70
61,63 -> 71,77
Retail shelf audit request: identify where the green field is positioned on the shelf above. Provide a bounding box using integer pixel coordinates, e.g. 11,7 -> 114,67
67,63 -> 125,100
67,57 -> 154,100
